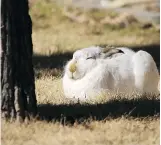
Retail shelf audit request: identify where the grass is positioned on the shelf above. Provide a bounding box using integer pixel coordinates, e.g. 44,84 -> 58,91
2,118 -> 159,145
2,0 -> 160,145
2,77 -> 160,145
30,0 -> 159,55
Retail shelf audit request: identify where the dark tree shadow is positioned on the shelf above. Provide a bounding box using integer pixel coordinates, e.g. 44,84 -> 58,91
33,44 -> 160,72
33,52 -> 73,70
38,98 -> 160,124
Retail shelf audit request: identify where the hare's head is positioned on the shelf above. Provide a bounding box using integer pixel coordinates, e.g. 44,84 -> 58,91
64,45 -> 128,80
65,46 -> 102,80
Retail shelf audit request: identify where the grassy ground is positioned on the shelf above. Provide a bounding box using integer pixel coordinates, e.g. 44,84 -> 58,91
2,77 -> 160,145
2,118 -> 159,145
2,0 -> 160,145
30,0 -> 159,55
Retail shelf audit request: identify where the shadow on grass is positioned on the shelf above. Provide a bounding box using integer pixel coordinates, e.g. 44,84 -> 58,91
33,52 -> 73,70
33,44 -> 160,73
38,98 -> 160,124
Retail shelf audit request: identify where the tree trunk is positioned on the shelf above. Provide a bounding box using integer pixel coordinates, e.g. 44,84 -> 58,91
1,0 -> 37,122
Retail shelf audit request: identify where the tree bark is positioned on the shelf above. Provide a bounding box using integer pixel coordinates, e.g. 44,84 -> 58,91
1,0 -> 37,122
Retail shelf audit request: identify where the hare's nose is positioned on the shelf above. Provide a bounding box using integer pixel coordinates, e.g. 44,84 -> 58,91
69,62 -> 76,73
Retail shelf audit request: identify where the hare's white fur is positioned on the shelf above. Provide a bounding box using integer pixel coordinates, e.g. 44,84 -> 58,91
63,46 -> 159,100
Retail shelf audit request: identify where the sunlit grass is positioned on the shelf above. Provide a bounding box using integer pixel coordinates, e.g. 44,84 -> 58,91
29,0 -> 159,55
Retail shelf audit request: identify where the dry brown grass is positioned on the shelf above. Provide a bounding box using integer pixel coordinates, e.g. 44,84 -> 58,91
2,118 -> 159,145
30,0 -> 159,55
2,77 -> 160,145
2,1 -> 160,145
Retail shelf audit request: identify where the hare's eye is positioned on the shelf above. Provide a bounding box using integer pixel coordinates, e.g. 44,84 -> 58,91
86,56 -> 95,60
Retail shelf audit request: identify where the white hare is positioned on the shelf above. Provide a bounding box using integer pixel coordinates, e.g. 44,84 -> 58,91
62,46 -> 160,100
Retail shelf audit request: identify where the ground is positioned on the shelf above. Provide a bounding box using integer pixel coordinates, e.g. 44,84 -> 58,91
2,1 -> 160,145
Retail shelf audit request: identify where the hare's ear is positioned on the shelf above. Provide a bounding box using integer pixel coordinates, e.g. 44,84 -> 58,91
102,45 -> 115,53
101,46 -> 124,59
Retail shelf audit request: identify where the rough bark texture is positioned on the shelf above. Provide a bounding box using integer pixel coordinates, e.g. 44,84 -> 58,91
1,0 -> 37,121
